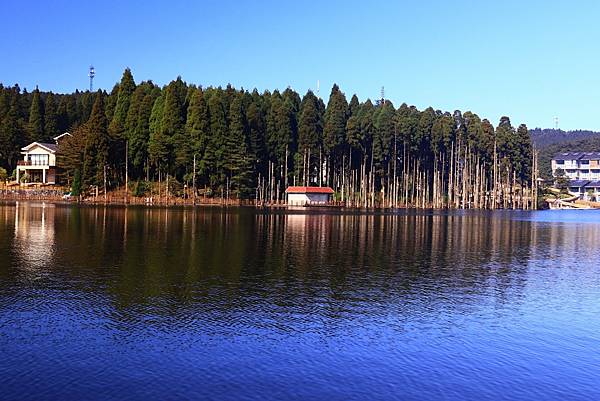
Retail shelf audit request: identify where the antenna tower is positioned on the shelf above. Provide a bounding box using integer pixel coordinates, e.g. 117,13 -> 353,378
554,116 -> 559,130
89,65 -> 95,92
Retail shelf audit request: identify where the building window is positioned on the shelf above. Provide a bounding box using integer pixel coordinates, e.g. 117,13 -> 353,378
28,154 -> 48,166
556,160 -> 564,164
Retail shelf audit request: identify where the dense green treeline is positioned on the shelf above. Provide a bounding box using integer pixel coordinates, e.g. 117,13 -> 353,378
0,69 -> 533,204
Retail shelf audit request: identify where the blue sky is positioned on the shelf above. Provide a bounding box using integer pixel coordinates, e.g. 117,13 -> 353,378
1,0 -> 599,130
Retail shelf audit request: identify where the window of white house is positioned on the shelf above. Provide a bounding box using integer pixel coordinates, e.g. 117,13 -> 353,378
28,154 -> 49,165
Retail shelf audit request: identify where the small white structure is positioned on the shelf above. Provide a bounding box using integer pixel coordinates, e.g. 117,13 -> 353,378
16,133 -> 70,185
286,186 -> 334,205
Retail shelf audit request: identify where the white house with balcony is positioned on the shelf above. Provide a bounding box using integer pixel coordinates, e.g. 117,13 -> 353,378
16,133 -> 70,185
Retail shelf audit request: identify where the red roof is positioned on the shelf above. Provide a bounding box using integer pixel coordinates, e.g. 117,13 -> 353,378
285,186 -> 334,194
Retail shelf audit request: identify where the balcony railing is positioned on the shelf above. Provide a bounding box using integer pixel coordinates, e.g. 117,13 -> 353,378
17,160 -> 50,166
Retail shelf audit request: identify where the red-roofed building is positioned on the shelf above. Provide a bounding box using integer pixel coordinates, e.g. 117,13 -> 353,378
285,186 -> 334,205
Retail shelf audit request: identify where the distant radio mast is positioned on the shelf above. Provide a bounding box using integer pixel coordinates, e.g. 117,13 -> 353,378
380,86 -> 385,104
554,116 -> 559,130
317,79 -> 320,96
88,65 -> 95,92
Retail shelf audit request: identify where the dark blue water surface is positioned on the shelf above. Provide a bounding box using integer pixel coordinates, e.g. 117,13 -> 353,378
1,202 -> 599,400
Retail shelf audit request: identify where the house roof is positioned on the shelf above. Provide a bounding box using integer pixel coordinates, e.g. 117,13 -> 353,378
553,152 -> 600,161
285,186 -> 335,194
569,180 -> 590,187
553,152 -> 583,160
21,142 -> 58,153
577,152 -> 600,160
53,132 -> 71,142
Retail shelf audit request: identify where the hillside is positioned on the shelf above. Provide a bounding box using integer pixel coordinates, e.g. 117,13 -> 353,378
530,128 -> 600,147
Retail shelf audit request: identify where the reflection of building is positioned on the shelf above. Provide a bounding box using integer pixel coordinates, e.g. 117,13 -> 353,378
16,132 -> 70,184
286,213 -> 307,231
14,202 -> 56,273
285,186 -> 334,205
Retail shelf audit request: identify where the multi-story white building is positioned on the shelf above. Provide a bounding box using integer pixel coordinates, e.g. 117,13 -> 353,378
552,152 -> 600,198
552,152 -> 600,180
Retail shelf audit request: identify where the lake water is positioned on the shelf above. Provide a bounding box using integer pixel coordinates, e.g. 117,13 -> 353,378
1,202 -> 599,400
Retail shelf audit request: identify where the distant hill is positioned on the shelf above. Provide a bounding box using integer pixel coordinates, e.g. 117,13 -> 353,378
530,128 -> 600,148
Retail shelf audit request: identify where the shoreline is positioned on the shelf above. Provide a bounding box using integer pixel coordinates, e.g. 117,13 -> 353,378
0,195 -> 545,212
0,186 -> 545,211
3,195 -> 600,215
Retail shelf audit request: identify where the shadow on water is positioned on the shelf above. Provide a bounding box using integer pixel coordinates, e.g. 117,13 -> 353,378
0,202 -> 539,313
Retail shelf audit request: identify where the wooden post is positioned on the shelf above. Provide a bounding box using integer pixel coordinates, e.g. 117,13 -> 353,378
319,147 -> 322,187
307,148 -> 311,185
103,165 -> 107,202
125,140 -> 129,204
193,154 -> 196,205
284,145 -> 288,189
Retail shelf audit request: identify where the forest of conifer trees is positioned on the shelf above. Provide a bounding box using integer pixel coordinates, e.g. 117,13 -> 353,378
0,68 -> 538,208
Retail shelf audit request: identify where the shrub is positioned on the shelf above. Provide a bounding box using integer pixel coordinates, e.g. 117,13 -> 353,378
554,168 -> 569,193
71,170 -> 82,196
131,181 -> 150,197
167,178 -> 184,197
19,172 -> 30,183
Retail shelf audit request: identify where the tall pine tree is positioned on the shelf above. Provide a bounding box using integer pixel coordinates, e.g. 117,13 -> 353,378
163,77 -> 188,175
323,84 -> 348,184
44,92 -> 59,140
185,87 -> 210,184
27,88 -> 44,142
0,95 -> 25,169
109,68 -> 136,138
83,92 -> 110,186
225,94 -> 254,196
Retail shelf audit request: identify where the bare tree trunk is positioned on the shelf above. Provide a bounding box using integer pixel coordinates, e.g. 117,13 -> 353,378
125,140 -> 128,204
103,165 -> 107,202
